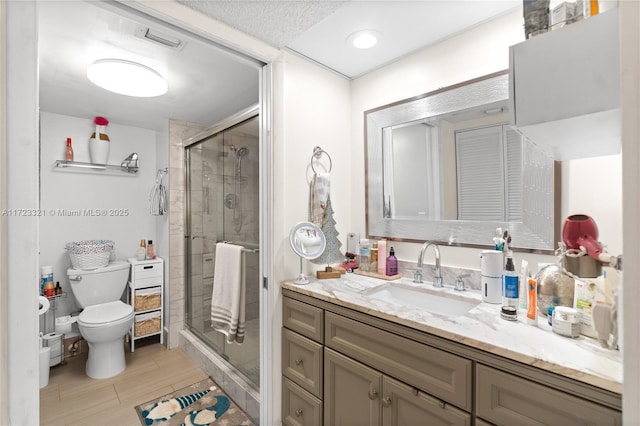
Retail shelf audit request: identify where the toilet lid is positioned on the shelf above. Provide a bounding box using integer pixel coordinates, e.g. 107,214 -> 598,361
79,301 -> 134,325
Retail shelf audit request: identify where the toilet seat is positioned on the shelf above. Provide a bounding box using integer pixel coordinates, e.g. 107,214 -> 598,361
78,301 -> 134,329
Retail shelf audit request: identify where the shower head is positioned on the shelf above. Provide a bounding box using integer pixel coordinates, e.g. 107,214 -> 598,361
236,147 -> 249,158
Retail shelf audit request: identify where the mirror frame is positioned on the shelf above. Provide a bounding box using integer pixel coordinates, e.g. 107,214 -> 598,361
289,222 -> 327,260
365,70 -> 558,252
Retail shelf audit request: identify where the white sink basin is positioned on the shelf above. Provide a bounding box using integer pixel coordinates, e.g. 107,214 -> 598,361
362,284 -> 480,317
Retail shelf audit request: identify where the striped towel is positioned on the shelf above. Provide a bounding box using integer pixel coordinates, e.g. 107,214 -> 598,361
210,243 -> 245,344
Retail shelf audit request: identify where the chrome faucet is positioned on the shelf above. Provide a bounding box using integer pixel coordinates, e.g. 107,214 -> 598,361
414,241 -> 443,287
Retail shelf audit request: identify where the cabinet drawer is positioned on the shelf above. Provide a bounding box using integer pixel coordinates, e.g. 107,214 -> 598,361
132,263 -> 163,285
283,377 -> 322,426
283,297 -> 323,343
283,328 -> 323,398
325,312 -> 472,411
476,364 -> 621,426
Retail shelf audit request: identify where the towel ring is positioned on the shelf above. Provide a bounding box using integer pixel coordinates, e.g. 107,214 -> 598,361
311,146 -> 332,174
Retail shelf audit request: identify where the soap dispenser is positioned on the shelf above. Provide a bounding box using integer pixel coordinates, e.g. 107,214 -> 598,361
386,246 -> 398,276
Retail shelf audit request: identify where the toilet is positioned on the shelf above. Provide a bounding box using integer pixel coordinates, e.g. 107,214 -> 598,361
67,261 -> 134,379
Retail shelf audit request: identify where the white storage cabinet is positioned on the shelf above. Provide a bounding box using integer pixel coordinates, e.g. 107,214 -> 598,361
509,10 -> 620,160
127,258 -> 164,351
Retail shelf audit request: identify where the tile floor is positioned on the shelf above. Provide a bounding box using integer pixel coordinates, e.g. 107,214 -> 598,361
40,341 -> 212,426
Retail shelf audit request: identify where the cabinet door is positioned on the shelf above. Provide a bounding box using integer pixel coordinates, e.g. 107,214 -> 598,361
324,348 -> 381,426
381,376 -> 470,426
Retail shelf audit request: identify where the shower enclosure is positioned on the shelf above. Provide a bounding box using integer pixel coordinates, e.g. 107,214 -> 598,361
185,109 -> 260,388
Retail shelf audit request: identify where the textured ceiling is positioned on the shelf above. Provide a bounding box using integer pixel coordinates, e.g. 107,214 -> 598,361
176,0 -> 521,78
176,0 -> 348,47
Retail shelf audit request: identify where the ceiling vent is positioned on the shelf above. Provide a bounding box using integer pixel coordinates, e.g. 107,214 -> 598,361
135,27 -> 184,50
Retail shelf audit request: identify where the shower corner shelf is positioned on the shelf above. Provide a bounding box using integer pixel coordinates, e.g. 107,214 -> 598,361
54,160 -> 139,175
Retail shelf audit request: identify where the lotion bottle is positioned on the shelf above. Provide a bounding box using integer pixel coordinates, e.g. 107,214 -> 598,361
146,240 -> 155,260
377,239 -> 387,276
65,138 -> 74,162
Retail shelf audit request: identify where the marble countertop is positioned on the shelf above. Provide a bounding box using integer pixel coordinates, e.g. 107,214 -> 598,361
282,273 -> 622,394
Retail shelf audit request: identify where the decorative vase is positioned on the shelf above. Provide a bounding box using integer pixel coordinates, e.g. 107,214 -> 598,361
89,124 -> 110,164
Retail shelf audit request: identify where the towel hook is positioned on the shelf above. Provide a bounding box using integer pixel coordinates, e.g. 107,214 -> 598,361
310,146 -> 332,174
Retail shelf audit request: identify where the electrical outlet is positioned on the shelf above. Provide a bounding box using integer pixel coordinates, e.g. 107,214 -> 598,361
347,232 -> 359,254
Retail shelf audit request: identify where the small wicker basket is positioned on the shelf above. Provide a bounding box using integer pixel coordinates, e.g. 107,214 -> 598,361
134,289 -> 161,311
134,312 -> 161,337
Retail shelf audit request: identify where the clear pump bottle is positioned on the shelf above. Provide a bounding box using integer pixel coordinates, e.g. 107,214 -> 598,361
358,239 -> 371,272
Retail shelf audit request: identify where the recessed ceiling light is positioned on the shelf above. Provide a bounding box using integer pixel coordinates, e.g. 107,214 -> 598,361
347,30 -> 380,49
86,59 -> 168,97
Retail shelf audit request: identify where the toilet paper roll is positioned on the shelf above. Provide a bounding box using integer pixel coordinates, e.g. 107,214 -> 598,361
43,332 -> 64,366
38,296 -> 50,316
39,347 -> 51,389
55,315 -> 77,334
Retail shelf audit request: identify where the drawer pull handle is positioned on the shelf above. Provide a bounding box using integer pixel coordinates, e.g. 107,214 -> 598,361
143,266 -> 153,269
382,396 -> 392,407
295,409 -> 303,417
294,358 -> 303,366
368,389 -> 378,400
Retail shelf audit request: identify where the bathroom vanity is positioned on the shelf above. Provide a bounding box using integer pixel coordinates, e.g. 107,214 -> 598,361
281,275 -> 621,426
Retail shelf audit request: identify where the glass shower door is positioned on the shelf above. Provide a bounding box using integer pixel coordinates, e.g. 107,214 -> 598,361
185,114 -> 260,387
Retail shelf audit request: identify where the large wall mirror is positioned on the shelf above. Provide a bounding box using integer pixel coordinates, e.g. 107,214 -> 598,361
365,71 -> 558,252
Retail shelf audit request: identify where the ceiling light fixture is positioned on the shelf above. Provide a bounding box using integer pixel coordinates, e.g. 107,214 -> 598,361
86,59 -> 168,97
347,30 -> 380,49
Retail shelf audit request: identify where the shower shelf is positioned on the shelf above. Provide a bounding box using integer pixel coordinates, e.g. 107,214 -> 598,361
54,160 -> 139,174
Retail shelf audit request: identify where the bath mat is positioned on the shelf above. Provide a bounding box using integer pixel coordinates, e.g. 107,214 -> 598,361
135,377 -> 253,426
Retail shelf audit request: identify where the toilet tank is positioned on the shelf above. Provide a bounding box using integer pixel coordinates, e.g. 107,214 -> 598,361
67,261 -> 130,308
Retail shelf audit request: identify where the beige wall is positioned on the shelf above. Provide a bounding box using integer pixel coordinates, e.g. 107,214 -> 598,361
350,8 -> 623,271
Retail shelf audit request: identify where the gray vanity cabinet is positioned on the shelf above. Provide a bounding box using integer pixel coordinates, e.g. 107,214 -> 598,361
324,311 -> 472,411
282,290 -> 622,426
475,364 -> 621,426
325,347 -> 470,426
283,298 -> 325,426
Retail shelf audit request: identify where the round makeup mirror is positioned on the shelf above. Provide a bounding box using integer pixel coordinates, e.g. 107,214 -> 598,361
289,222 -> 326,285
